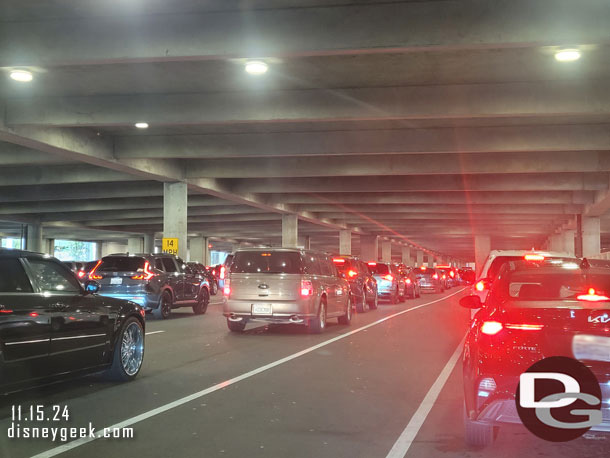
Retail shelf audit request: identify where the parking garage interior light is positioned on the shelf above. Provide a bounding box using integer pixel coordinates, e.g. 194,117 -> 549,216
135,122 -> 149,129
554,48 -> 581,62
9,70 -> 33,82
245,60 -> 268,75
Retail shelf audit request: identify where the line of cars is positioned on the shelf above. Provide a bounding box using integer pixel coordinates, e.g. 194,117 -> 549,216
459,250 -> 610,446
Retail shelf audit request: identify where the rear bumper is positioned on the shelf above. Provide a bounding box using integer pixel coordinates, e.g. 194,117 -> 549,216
223,298 -> 317,324
99,292 -> 158,310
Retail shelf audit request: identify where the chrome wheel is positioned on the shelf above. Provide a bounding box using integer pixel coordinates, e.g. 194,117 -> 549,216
120,322 -> 144,376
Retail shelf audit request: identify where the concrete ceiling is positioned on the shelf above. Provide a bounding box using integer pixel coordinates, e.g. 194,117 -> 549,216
1,0 -> 610,260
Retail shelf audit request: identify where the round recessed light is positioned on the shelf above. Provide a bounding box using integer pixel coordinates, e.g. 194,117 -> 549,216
245,60 -> 268,75
135,122 -> 149,129
9,70 -> 33,82
554,48 -> 581,62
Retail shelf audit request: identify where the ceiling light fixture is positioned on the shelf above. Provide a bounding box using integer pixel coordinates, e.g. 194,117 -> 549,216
135,122 -> 149,129
245,60 -> 268,75
554,48 -> 581,62
9,70 -> 33,82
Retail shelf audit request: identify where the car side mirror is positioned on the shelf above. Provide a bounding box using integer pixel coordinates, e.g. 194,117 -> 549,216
84,280 -> 100,294
459,295 -> 482,309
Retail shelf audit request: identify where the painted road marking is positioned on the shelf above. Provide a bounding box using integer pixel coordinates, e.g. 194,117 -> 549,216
145,330 -> 165,336
32,288 -> 467,458
385,334 -> 467,458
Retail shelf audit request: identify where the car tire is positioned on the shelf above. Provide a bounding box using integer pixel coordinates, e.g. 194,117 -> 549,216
227,318 -> 246,332
153,291 -> 172,320
390,287 -> 399,304
308,300 -> 327,334
108,317 -> 145,382
210,280 -> 218,295
192,287 -> 210,315
338,296 -> 352,325
368,291 -> 378,310
355,290 -> 366,313
416,287 -> 421,298
463,404 -> 497,448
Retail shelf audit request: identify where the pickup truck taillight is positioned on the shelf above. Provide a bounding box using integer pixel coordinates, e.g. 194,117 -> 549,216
223,279 -> 231,296
300,280 -> 314,297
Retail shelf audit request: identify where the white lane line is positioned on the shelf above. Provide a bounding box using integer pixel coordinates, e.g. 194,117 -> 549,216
145,330 -> 165,336
385,334 -> 467,458
32,288 -> 466,458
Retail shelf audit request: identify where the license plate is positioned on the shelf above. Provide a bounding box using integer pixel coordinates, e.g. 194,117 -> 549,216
573,334 -> 610,362
252,304 -> 272,315
110,277 -> 123,285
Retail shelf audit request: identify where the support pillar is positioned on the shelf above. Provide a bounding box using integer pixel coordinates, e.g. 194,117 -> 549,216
381,240 -> 392,263
44,238 -> 55,256
282,214 -> 298,248
562,230 -> 575,256
163,182 -> 188,259
143,233 -> 155,254
95,241 -> 102,260
582,216 -> 601,258
474,235 -> 491,278
427,254 -> 435,268
360,235 -> 378,262
26,223 -> 43,253
127,237 -> 143,254
339,230 -> 352,255
401,246 -> 411,265
416,250 -> 424,267
189,235 -> 209,264
548,234 -> 563,252
299,235 -> 311,250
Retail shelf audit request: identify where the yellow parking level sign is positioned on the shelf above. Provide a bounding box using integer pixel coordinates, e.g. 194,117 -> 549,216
162,238 -> 179,255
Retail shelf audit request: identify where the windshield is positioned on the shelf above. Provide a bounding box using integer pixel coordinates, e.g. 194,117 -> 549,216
231,251 -> 302,274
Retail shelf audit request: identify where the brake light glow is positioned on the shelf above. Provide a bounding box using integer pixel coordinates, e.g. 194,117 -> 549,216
420,266 -> 427,271
481,321 -> 503,335
367,262 -> 377,266
432,273 -> 439,280
348,270 -> 358,278
442,274 -> 446,279
29,312 -> 39,317
577,288 -> 610,302
223,279 -> 231,296
132,261 -> 156,280
88,260 -> 102,280
0,309 -> 13,314
333,258 -> 346,264
475,280 -> 486,292
505,323 -> 544,331
77,270 -> 86,278
220,266 -> 226,280
384,274 -> 393,281
300,279 -> 314,297
449,271 -> 455,278
405,278 -> 412,284
524,254 -> 545,261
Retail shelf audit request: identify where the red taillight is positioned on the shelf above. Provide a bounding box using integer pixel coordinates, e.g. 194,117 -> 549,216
0,309 -> 13,314
505,323 -> 544,331
442,274 -> 446,279
432,273 -> 439,280
367,262 -> 377,266
481,321 -> 503,335
223,279 -> 231,296
300,279 -> 314,297
420,266 -> 427,271
220,266 -> 226,280
405,278 -> 412,284
77,270 -> 85,278
384,274 -> 393,281
475,280 -> 486,292
88,260 -> 102,280
450,271 -> 455,278
524,254 -> 545,261
132,261 -> 156,280
577,288 -> 610,302
29,312 -> 39,318
348,270 -> 358,278
333,258 -> 346,264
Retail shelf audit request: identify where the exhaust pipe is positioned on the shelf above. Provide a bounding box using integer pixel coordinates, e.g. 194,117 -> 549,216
228,314 -> 243,322
289,315 -> 304,323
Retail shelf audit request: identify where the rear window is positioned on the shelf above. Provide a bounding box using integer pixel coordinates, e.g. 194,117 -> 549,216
98,257 -> 145,272
368,263 -> 390,275
0,258 -> 33,293
332,258 -> 353,273
416,268 -> 436,278
486,256 -> 523,279
231,251 -> 302,274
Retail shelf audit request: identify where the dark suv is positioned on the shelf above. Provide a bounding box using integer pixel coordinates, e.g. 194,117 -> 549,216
331,255 -> 378,312
90,253 -> 210,319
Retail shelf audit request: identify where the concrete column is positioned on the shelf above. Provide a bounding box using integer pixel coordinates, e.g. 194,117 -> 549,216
189,235 -> 209,264
339,230 -> 352,255
127,237 -> 143,254
549,233 -> 563,252
562,230 -> 575,256
143,233 -> 155,254
427,254 -> 435,268
381,240 -> 392,262
163,182 -> 188,259
360,235 -> 378,262
416,250 -> 424,267
282,214 -> 298,248
44,238 -> 55,256
582,216 -> 601,258
299,235 -> 311,250
474,235 -> 491,278
95,241 -> 102,260
26,223 -> 43,253
401,246 -> 411,265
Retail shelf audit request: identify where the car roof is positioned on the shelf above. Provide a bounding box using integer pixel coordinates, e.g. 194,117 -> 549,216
487,249 -> 572,257
0,248 -> 53,259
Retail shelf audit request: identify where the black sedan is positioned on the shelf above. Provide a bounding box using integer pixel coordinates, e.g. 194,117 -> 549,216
461,258 -> 610,447
0,249 -> 145,393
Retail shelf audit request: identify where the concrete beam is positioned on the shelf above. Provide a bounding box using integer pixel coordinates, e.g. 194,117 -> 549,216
9,81 -> 610,127
0,164 -> 139,186
0,182 -> 163,203
302,204 -> 582,215
2,1 -> 606,65
185,151 -> 610,178
115,125 -> 610,159
232,174 -> 608,193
